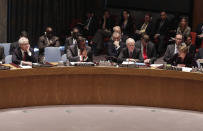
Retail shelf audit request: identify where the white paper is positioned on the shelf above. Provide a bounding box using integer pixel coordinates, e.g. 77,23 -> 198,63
182,67 -> 192,72
20,65 -> 32,69
122,61 -> 135,65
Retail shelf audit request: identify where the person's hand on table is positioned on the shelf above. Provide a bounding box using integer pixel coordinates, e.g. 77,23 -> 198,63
144,59 -> 150,64
177,64 -> 185,67
22,61 -> 32,66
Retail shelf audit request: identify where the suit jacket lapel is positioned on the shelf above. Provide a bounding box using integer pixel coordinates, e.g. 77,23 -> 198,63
17,48 -> 23,60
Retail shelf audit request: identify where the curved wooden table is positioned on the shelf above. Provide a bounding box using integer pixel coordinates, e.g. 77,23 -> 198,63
0,67 -> 203,111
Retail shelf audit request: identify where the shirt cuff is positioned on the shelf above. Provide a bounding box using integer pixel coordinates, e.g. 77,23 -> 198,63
116,46 -> 120,50
28,51 -> 32,56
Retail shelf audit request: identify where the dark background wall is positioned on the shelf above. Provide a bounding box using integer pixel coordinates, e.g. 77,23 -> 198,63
193,0 -> 203,30
107,0 -> 193,14
0,0 -> 7,43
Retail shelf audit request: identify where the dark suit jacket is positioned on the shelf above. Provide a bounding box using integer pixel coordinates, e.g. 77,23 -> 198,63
38,35 -> 60,55
12,47 -> 37,65
67,45 -> 93,62
107,40 -> 126,57
154,18 -> 169,36
82,16 -> 98,36
196,48 -> 203,59
139,22 -> 154,38
64,37 -> 77,53
0,46 -> 5,63
164,44 -> 176,63
118,47 -> 142,63
99,17 -> 115,31
119,19 -> 134,36
169,53 -> 197,67
196,23 -> 203,35
9,41 -> 19,55
188,44 -> 196,58
135,40 -> 157,64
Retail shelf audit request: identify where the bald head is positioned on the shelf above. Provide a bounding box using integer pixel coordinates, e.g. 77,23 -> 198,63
113,26 -> 121,34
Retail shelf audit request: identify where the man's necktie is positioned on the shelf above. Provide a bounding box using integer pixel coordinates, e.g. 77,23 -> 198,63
23,52 -> 27,61
143,46 -> 147,60
129,52 -> 133,58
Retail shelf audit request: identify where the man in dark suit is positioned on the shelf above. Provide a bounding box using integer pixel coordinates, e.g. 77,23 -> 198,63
164,34 -> 183,63
82,11 -> 98,37
196,23 -> 203,48
67,36 -> 93,62
38,27 -> 60,63
154,11 -> 170,57
107,32 -> 126,58
64,27 -> 80,53
91,10 -> 115,55
185,35 -> 196,58
10,30 -> 28,55
12,37 -> 37,65
136,13 -> 154,39
118,38 -> 142,63
135,34 -> 157,64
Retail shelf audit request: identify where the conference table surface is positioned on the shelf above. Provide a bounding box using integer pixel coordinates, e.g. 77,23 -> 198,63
0,64 -> 203,112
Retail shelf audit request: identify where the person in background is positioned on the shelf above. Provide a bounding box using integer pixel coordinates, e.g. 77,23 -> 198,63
91,10 -> 115,55
82,10 -> 98,37
168,42 -> 197,67
176,17 -> 191,39
67,36 -> 93,62
135,34 -> 157,64
64,27 -> 80,53
112,26 -> 128,42
185,35 -> 196,58
12,37 -> 37,65
135,13 -> 153,39
118,38 -> 142,63
164,34 -> 183,63
107,32 -> 126,58
119,10 -> 134,38
196,23 -> 203,48
153,11 -> 169,57
38,27 -> 60,63
10,30 -> 28,55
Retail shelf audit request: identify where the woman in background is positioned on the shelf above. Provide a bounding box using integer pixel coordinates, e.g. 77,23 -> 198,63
119,10 -> 134,39
177,17 -> 191,39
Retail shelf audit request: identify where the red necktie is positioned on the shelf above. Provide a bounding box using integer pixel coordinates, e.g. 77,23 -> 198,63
143,46 -> 147,60
129,52 -> 133,58
23,52 -> 27,61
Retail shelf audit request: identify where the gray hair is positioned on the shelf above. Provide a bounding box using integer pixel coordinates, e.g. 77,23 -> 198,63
18,37 -> 29,45
126,38 -> 135,45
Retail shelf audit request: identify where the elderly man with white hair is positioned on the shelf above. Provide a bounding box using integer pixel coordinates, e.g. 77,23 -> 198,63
118,38 -> 142,63
12,37 -> 37,65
